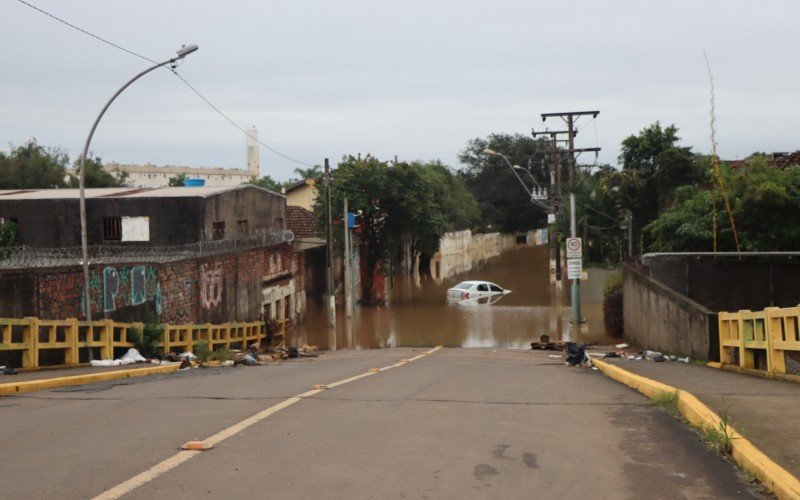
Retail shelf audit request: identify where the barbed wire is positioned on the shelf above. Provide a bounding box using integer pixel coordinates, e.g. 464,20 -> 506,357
0,233 -> 289,269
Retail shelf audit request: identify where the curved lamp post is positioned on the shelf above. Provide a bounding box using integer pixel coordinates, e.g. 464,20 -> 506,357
78,44 -> 198,352
483,149 -> 550,210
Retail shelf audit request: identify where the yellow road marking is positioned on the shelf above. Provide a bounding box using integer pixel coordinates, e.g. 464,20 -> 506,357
93,347 -> 442,499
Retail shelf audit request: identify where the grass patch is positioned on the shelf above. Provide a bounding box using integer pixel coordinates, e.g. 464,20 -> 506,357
650,390 -> 680,417
701,410 -> 734,456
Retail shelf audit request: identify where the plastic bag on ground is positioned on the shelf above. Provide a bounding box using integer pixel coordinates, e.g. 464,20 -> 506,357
177,351 -> 196,360
90,359 -> 120,367
118,348 -> 147,363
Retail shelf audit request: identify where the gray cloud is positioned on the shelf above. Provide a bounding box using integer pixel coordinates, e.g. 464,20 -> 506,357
2,0 -> 799,180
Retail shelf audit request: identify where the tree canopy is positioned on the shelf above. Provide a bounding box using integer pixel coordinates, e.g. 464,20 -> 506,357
314,155 -> 479,304
459,133 -> 549,232
1,139 -> 128,189
248,174 -> 283,192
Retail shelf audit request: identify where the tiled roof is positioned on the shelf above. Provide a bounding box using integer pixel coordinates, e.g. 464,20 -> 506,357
286,206 -> 321,238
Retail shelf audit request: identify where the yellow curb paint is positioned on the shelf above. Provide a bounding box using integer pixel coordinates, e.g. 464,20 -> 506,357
706,361 -> 722,369
0,364 -> 181,396
592,358 -> 800,500
94,348 -> 442,499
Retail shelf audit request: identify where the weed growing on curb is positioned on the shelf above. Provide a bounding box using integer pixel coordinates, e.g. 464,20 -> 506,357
650,390 -> 680,417
702,411 -> 734,456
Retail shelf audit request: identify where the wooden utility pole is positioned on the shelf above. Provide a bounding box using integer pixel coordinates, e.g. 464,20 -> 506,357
324,158 -> 335,328
540,111 -> 600,326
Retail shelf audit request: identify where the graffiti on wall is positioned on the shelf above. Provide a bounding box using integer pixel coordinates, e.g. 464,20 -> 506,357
84,265 -> 164,316
200,262 -> 224,309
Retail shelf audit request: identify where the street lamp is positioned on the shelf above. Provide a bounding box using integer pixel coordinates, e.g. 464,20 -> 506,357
483,149 -> 550,210
78,44 -> 198,353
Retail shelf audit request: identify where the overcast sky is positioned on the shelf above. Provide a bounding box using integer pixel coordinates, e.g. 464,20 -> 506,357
2,1 -> 798,181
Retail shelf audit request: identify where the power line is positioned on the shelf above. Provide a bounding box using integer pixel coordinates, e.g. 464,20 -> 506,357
15,0 -> 315,169
16,0 -> 157,65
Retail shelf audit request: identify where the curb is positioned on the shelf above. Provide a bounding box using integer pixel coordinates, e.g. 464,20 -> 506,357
0,364 -> 181,396
707,361 -> 800,385
592,357 -> 800,500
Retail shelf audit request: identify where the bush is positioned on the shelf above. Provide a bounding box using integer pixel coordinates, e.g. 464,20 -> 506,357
603,271 -> 623,338
127,324 -> 163,358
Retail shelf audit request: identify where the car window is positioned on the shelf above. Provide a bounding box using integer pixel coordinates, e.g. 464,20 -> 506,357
490,284 -> 503,292
453,282 -> 472,290
477,284 -> 488,292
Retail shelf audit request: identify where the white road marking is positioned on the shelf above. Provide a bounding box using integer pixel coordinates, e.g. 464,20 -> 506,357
92,347 -> 442,499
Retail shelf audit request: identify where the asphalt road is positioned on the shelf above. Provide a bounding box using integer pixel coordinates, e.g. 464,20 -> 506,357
0,348 -> 762,499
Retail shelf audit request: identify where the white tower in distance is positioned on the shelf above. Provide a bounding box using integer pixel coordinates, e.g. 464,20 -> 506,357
246,125 -> 260,179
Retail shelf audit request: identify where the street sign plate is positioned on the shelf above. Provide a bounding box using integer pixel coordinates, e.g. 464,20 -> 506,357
567,258 -> 583,280
566,237 -> 582,259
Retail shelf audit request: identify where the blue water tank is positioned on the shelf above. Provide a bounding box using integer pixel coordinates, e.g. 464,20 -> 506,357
183,178 -> 205,187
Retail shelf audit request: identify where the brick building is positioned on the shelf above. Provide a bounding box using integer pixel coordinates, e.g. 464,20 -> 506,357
0,185 -> 285,248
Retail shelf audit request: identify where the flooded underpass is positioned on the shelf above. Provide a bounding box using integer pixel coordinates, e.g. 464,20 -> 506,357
291,245 -> 618,350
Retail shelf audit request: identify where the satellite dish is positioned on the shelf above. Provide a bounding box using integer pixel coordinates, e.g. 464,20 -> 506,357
281,229 -> 295,243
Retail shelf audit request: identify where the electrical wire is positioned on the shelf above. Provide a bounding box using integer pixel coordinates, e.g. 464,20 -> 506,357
15,0 -> 316,169
577,199 -> 624,224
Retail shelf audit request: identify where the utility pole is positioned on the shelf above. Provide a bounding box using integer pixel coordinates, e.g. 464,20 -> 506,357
532,130 -> 569,283
324,158 -> 335,328
343,196 -> 353,318
627,212 -> 633,258
540,111 -> 600,326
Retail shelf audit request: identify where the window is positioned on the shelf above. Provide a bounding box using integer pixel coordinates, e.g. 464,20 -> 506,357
490,284 -> 503,292
237,220 -> 248,238
477,284 -> 488,292
212,221 -> 225,240
103,216 -> 122,241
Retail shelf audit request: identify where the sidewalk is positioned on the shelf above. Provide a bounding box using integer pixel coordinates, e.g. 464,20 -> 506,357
2,363 -> 169,383
599,357 -> 800,480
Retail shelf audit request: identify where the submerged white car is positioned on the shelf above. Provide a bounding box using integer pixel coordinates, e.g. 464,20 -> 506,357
446,280 -> 511,302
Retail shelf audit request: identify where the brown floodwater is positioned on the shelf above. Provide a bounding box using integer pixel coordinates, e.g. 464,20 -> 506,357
291,245 -> 617,350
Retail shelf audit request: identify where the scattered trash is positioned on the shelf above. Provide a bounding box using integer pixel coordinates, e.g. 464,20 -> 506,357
652,354 -> 665,362
603,352 -> 621,358
679,357 -> 690,363
90,359 -> 119,367
565,342 -> 589,367
548,354 -> 562,359
591,366 -> 598,370
644,350 -> 663,360
179,359 -> 192,370
243,354 -> 257,366
119,348 -> 147,363
614,343 -> 629,349
531,333 -> 567,351
668,355 -> 677,361
177,351 -> 197,361
287,347 -> 299,359
2,367 -> 17,375
221,360 -> 234,367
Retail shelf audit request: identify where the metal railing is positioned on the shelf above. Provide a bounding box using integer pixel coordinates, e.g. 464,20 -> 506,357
0,233 -> 288,269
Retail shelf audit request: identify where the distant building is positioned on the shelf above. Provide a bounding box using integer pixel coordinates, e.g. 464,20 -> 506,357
726,150 -> 800,170
285,178 -> 319,210
103,125 -> 261,188
0,184 -> 285,248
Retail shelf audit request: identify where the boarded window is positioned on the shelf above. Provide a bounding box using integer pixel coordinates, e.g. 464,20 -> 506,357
212,221 -> 225,240
103,217 -> 122,241
237,220 -> 248,238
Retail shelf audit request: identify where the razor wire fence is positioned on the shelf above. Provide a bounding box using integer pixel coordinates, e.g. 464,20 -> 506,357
0,232 -> 290,269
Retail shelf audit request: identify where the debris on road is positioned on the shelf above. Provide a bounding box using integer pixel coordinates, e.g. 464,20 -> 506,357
615,343 -> 629,349
531,334 -> 566,351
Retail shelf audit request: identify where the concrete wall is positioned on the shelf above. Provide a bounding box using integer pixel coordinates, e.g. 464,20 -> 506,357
0,243 -> 305,325
645,256 -> 800,312
623,264 -> 718,361
430,229 -> 537,281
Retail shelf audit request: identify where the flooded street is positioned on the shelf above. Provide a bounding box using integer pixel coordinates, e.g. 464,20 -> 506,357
292,245 -> 617,350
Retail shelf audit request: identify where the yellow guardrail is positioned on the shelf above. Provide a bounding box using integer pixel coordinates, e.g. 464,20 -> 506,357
719,306 -> 800,374
0,317 -> 282,369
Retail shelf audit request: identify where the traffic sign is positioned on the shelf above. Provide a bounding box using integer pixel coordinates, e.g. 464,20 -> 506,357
566,237 -> 582,259
567,258 -> 583,280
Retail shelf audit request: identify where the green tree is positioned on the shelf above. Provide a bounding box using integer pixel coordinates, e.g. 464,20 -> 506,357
315,155 -> 479,303
67,155 -> 129,188
604,122 -> 706,253
168,173 -> 187,186
248,175 -> 283,192
0,219 -> 17,258
646,159 -> 800,251
293,165 -> 323,181
459,133 -> 549,232
0,139 -> 69,189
